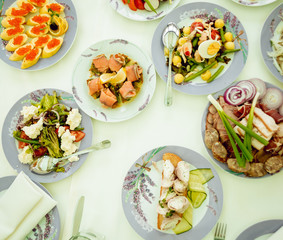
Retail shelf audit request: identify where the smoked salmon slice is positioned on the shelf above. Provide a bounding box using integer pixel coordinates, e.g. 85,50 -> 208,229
125,64 -> 143,82
109,53 -> 125,72
92,54 -> 109,73
119,81 -> 136,99
88,78 -> 102,96
99,88 -> 117,107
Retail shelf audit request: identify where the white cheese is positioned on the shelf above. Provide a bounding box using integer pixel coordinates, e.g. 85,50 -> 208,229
22,117 -> 44,139
58,126 -> 66,137
20,105 -> 38,123
61,130 -> 78,156
163,160 -> 175,180
68,156 -> 79,162
18,146 -> 33,164
66,108 -> 82,130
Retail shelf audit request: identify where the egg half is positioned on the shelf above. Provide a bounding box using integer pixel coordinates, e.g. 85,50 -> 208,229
198,40 -> 221,59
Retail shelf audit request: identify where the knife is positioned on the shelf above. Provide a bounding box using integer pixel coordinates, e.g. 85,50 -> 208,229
72,196 -> 85,236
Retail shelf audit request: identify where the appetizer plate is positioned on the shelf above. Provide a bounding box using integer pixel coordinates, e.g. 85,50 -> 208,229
109,0 -> 181,21
1,89 -> 93,183
232,0 -> 278,7
122,145 -> 223,240
0,175 -> 60,239
72,39 -> 156,122
201,81 -> 282,178
151,2 -> 248,95
235,219 -> 283,240
0,0 -> 77,71
261,3 -> 283,83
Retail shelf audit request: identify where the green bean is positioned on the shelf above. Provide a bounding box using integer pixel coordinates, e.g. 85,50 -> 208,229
220,28 -> 226,43
188,61 -> 194,66
222,49 -> 241,55
14,136 -> 40,145
196,33 -> 201,37
190,64 -> 197,71
216,57 -> 224,63
207,65 -> 224,83
192,37 -> 199,47
187,57 -> 198,64
184,62 -> 217,82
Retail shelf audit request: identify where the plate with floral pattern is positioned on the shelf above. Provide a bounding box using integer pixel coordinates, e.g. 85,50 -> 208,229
0,175 -> 60,239
1,88 -> 93,183
109,0 -> 181,21
121,145 -> 223,240
232,0 -> 278,7
151,2 -> 248,95
72,39 -> 156,122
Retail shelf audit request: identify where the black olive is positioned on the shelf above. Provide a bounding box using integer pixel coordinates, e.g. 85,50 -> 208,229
50,22 -> 59,31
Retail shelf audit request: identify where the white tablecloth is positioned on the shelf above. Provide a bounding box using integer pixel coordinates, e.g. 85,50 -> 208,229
0,0 -> 283,239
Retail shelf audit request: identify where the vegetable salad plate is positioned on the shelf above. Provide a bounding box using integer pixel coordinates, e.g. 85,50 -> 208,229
151,2 -> 248,95
1,88 -> 93,183
0,0 -> 77,70
72,39 -> 156,122
202,79 -> 283,178
0,175 -> 61,239
232,0 -> 278,7
109,0 -> 181,21
261,3 -> 283,83
235,219 -> 283,240
122,145 -> 223,240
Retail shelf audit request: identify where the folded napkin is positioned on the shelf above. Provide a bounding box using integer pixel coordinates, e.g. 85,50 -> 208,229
266,226 -> 283,240
0,172 -> 57,240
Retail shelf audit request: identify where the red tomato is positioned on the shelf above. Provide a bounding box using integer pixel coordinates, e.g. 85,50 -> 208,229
122,0 -> 127,4
184,51 -> 190,56
70,131 -> 85,142
134,0 -> 145,9
191,22 -> 204,31
34,147 -> 48,157
211,29 -> 220,40
18,131 -> 30,149
128,0 -> 137,11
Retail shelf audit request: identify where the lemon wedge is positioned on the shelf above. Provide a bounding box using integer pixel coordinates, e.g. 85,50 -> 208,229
100,73 -> 116,84
109,68 -> 127,84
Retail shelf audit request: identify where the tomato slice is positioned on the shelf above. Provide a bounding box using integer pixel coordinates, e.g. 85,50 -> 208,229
34,147 -> 48,157
134,0 -> 145,9
70,130 -> 85,142
122,0 -> 127,3
211,29 -> 220,40
191,22 -> 204,32
18,131 -> 30,149
128,0 -> 137,11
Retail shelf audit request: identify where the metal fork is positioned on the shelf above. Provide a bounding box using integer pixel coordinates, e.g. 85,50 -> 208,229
214,223 -> 227,240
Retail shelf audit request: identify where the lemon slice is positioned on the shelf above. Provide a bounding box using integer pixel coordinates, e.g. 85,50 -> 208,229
100,73 -> 116,84
109,68 -> 127,84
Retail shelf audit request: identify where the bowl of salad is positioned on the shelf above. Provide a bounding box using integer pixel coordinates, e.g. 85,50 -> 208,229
1,89 -> 93,183
109,0 -> 181,21
151,2 -> 248,95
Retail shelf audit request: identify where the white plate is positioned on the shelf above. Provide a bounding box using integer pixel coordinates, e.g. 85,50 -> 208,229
232,0 -> 278,7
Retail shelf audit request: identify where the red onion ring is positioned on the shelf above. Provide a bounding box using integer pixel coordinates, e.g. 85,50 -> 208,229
224,86 -> 247,106
236,80 -> 257,101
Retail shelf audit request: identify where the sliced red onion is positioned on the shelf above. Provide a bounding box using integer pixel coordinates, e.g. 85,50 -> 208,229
279,104 -> 283,116
261,88 -> 283,110
236,80 -> 256,101
248,78 -> 267,99
51,110 -> 60,121
33,111 -> 44,120
224,86 -> 247,106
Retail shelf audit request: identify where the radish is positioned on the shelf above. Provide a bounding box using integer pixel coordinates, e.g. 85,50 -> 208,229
144,0 -> 159,11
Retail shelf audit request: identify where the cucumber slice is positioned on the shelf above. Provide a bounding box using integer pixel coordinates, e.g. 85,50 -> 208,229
173,218 -> 192,234
183,203 -> 193,225
190,191 -> 207,208
188,177 -> 205,193
190,168 -> 214,184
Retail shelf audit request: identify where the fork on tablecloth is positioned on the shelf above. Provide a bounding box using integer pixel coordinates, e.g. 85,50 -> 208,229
214,222 -> 227,240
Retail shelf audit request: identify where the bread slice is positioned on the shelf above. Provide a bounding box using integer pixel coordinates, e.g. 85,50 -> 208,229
27,0 -> 48,7
26,14 -> 51,26
5,7 -> 29,17
26,23 -> 49,38
21,47 -> 42,69
30,34 -> 52,48
6,34 -> 28,51
39,3 -> 64,14
17,0 -> 38,13
9,43 -> 33,61
48,16 -> 68,36
1,16 -> 25,28
0,25 -> 25,41
157,153 -> 187,230
41,37 -> 63,58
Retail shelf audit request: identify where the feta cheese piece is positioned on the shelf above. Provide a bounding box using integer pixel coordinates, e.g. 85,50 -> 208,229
22,117 -> 44,139
18,146 -> 33,164
68,156 -> 79,162
61,130 -> 78,156
20,105 -> 38,123
58,126 -> 66,137
66,108 -> 82,130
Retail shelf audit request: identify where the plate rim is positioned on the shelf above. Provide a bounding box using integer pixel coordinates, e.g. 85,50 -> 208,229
232,0 -> 278,7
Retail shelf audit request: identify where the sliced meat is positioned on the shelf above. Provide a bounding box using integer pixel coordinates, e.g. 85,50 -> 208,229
92,54 -> 109,73
227,158 -> 250,173
254,148 -> 273,163
88,78 -> 102,96
264,156 -> 283,174
108,53 -> 125,72
204,128 -> 219,149
119,80 -> 136,99
126,64 -> 142,82
99,88 -> 117,108
208,104 -> 217,114
254,107 -> 279,132
264,109 -> 283,124
212,141 -> 227,162
245,163 -> 267,177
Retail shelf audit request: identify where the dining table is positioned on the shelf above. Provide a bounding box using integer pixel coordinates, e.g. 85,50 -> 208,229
0,0 -> 283,239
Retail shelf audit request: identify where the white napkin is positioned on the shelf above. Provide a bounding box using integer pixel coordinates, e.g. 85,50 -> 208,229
266,226 -> 283,240
0,172 -> 57,240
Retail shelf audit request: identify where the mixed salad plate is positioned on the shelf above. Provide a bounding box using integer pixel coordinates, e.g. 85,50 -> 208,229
1,88 -> 93,183
122,145 -> 223,239
109,0 -> 181,21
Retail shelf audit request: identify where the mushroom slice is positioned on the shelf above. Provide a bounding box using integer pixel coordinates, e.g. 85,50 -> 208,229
167,196 -> 190,214
160,213 -> 182,231
175,161 -> 190,184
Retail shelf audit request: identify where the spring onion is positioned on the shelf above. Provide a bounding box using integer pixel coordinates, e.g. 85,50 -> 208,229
184,62 -> 217,82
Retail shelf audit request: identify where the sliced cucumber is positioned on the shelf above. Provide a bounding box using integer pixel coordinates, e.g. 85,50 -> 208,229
188,174 -> 205,193
173,218 -> 192,234
190,168 -> 214,184
144,0 -> 159,12
183,203 -> 193,225
190,191 -> 207,208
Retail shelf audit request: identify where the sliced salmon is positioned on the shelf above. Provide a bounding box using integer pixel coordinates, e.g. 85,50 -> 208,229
119,81 -> 136,99
109,53 -> 125,72
88,78 -> 102,96
92,54 -> 109,73
126,64 -> 143,82
99,88 -> 117,108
